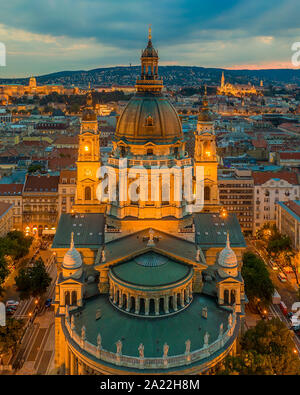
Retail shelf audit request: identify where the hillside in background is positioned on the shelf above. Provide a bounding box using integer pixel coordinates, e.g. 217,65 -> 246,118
1,65 -> 300,87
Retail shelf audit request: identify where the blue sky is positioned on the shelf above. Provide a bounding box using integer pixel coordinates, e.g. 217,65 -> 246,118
1,0 -> 300,77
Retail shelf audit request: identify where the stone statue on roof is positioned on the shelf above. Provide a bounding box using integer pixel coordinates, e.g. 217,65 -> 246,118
81,325 -> 86,341
204,331 -> 210,347
185,339 -> 191,354
101,248 -> 106,262
228,313 -> 233,327
116,340 -> 122,355
97,333 -> 102,349
138,343 -> 144,359
163,342 -> 169,358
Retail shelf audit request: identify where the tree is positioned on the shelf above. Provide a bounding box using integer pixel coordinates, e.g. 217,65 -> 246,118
219,319 -> 300,375
0,318 -> 24,356
267,234 -> 291,258
0,231 -> 33,260
242,252 -> 274,307
15,258 -> 51,299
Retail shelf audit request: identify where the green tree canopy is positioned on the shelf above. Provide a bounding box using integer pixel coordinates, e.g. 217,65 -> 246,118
15,258 -> 51,299
0,318 -> 24,355
220,318 -> 300,375
242,252 -> 274,306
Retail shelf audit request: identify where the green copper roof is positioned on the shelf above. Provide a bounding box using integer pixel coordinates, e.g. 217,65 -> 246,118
194,213 -> 246,248
111,251 -> 192,287
72,294 -> 231,358
52,213 -> 105,249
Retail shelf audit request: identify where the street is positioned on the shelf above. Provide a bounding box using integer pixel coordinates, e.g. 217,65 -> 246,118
0,239 -> 57,375
245,238 -> 300,357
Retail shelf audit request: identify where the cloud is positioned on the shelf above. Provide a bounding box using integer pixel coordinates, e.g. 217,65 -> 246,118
0,0 -> 300,76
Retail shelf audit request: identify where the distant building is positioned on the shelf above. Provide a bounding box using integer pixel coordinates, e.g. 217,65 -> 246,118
218,169 -> 254,235
0,202 -> 14,237
275,152 -> 300,168
217,72 -> 261,98
0,184 -> 23,230
276,200 -> 300,250
23,174 -> 59,236
58,170 -> 76,218
0,76 -> 78,98
253,171 -> 300,234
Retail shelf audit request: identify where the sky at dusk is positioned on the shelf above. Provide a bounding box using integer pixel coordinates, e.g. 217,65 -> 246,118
1,0 -> 300,77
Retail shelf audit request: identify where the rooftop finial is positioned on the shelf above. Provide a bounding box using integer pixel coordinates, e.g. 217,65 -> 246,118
70,232 -> 74,249
226,232 -> 230,248
148,24 -> 152,40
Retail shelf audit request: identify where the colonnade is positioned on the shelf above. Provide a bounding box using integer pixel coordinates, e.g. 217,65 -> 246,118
109,282 -> 193,316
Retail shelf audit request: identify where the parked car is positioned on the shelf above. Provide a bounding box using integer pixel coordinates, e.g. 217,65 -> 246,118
288,312 -> 294,321
45,298 -> 52,308
6,307 -> 15,316
278,273 -> 287,283
5,300 -> 19,307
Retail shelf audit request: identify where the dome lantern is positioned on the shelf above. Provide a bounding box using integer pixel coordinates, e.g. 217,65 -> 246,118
62,232 -> 83,276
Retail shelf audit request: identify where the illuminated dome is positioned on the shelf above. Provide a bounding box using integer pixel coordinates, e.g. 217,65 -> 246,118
116,94 -> 183,143
218,233 -> 238,268
63,233 -> 82,270
115,27 -> 183,144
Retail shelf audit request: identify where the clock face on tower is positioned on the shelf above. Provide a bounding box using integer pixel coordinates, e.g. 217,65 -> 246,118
84,168 -> 92,177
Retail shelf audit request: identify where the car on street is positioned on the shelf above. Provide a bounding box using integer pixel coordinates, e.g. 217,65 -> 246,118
5,300 -> 19,307
278,273 -> 287,283
45,298 -> 52,308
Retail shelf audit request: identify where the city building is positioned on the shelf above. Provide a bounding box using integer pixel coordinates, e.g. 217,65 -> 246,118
23,174 -> 59,236
0,202 -> 14,237
217,72 -> 261,98
219,169 -> 254,235
52,30 -> 246,375
0,184 -> 23,230
0,77 -> 78,99
58,170 -> 76,218
253,171 -> 300,234
276,200 -> 300,250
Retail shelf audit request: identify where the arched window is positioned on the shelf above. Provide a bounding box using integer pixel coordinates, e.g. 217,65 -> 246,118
65,291 -> 70,305
230,290 -> 236,305
85,186 -> 91,201
71,291 -> 77,306
204,186 -> 211,201
147,149 -> 153,156
224,289 -> 229,304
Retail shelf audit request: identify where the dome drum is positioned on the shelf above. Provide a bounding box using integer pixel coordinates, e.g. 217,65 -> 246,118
108,257 -> 193,318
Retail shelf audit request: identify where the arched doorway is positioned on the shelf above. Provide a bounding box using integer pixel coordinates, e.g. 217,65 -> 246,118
85,186 -> 91,201
204,186 -> 211,201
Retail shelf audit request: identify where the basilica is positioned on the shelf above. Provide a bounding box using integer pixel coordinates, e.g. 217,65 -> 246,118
51,29 -> 246,375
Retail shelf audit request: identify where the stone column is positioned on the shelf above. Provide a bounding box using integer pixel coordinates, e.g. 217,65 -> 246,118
65,345 -> 70,375
185,288 -> 189,303
172,294 -> 178,311
113,287 -> 118,303
78,361 -> 85,375
145,298 -> 150,316
180,289 -> 185,307
126,294 -> 131,312
155,298 -> 159,315
164,295 -> 169,314
118,290 -> 123,308
109,285 -> 113,300
135,297 -> 140,314
70,351 -> 75,375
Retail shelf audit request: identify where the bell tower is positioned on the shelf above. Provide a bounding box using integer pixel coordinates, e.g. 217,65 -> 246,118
73,87 -> 105,213
194,87 -> 219,212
